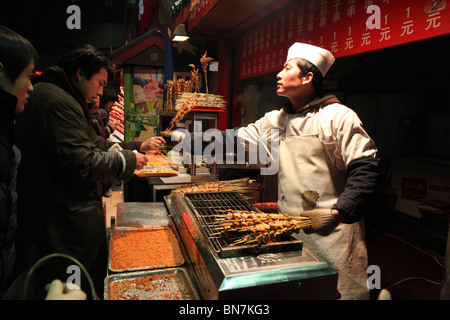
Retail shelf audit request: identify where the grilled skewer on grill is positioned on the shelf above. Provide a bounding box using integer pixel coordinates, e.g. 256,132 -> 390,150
209,209 -> 312,245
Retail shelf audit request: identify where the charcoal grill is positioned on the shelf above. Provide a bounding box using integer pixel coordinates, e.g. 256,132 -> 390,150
166,192 -> 338,300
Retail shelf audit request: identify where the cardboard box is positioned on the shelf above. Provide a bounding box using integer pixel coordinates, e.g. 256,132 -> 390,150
390,157 -> 450,218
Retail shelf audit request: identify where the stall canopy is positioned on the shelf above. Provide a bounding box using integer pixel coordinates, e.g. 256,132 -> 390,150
187,0 -> 288,36
112,29 -> 165,68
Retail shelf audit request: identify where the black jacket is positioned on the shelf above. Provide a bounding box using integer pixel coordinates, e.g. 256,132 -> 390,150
0,86 -> 20,296
13,67 -> 141,280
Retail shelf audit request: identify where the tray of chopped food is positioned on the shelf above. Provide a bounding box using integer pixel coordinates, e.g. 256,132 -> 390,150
134,164 -> 179,177
108,227 -> 185,273
134,150 -> 179,177
104,268 -> 199,300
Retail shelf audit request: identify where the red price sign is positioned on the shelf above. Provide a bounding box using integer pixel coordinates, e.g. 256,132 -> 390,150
239,0 -> 449,79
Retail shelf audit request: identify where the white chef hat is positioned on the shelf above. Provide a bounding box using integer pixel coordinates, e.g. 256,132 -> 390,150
286,43 -> 335,76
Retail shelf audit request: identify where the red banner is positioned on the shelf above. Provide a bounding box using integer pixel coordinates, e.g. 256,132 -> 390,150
189,0 -> 221,30
239,0 -> 450,79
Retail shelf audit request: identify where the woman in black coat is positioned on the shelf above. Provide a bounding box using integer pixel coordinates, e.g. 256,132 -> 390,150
0,25 -> 37,298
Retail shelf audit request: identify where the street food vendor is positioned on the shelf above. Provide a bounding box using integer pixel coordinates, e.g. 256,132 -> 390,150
237,43 -> 380,300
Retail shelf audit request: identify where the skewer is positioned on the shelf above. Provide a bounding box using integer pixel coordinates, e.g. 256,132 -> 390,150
206,209 -> 313,245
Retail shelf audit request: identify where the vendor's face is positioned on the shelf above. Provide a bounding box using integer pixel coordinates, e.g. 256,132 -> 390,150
76,67 -> 108,104
276,59 -> 303,99
0,60 -> 35,113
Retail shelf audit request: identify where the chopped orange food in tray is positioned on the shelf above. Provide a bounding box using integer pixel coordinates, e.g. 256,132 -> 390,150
107,272 -> 196,300
110,228 -> 184,271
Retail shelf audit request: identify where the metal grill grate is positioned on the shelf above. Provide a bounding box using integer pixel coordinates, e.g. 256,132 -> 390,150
182,192 -> 302,258
183,192 -> 260,253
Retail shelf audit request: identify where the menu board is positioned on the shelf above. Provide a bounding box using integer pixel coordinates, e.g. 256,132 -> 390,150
238,0 -> 450,79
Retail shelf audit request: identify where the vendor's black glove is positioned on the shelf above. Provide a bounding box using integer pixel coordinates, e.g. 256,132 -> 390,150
300,209 -> 338,236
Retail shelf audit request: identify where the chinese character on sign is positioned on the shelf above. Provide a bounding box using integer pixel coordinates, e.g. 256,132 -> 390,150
319,0 -> 327,28
364,0 -> 373,10
379,27 -> 391,41
347,0 -> 356,18
273,20 -> 278,46
278,49 -> 285,68
242,37 -> 247,58
425,12 -> 441,30
331,41 -> 338,52
345,26 -> 353,50
308,11 -> 314,32
400,6 -> 414,37
345,37 -> 354,50
260,28 -> 264,51
308,0 -> 315,32
361,32 -> 371,46
297,5 -> 304,36
401,177 -> 428,200
400,20 -> 414,36
332,0 -> 341,22
280,16 -> 286,42
288,11 -> 294,39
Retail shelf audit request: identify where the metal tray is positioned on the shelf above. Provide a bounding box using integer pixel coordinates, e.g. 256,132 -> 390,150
115,202 -> 170,228
108,226 -> 185,273
104,268 -> 199,300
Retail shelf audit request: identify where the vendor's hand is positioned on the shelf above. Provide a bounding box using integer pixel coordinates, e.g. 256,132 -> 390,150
135,152 -> 148,170
300,209 -> 339,236
162,130 -> 185,142
140,136 -> 166,152
45,279 -> 87,300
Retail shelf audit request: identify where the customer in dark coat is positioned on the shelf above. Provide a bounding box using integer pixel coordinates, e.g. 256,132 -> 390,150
14,44 -> 165,296
0,25 -> 37,298
89,86 -> 118,140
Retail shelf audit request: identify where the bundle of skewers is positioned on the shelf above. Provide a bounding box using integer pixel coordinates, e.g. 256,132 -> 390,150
210,209 -> 312,246
162,51 -> 226,135
164,93 -> 202,133
170,178 -> 260,203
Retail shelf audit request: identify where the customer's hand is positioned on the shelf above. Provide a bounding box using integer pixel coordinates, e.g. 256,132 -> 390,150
300,209 -> 339,236
140,136 -> 166,152
135,152 -> 148,170
45,279 -> 87,300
